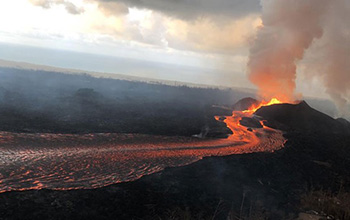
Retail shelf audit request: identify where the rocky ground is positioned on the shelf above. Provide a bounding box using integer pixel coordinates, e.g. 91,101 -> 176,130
0,101 -> 349,220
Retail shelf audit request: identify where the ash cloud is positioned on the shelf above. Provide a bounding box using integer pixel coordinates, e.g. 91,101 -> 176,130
248,0 -> 350,116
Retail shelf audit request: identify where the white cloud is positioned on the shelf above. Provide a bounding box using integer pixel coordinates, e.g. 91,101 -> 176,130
0,0 -> 264,90
29,0 -> 85,14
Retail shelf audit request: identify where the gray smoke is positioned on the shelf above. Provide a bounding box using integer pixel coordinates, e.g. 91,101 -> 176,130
248,0 -> 349,116
306,0 -> 350,117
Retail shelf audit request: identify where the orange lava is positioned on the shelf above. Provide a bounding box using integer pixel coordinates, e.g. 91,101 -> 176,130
0,98 -> 287,193
217,98 -> 285,148
242,98 -> 283,114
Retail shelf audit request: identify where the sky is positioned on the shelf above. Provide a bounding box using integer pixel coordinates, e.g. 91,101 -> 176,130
0,0 -> 329,98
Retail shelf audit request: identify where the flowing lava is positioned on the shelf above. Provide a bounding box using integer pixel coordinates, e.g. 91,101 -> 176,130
216,98 -> 285,148
243,98 -> 284,114
0,98 -> 286,193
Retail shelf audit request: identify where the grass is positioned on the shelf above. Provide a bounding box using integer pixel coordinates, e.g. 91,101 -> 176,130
301,188 -> 350,220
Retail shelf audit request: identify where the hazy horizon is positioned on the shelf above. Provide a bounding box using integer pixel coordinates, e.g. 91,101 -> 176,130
0,42 -> 254,89
0,42 -> 331,101
0,0 -> 344,105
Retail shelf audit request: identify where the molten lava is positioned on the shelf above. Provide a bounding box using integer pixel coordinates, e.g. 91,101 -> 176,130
0,98 -> 286,193
242,98 -> 283,114
217,98 -> 285,147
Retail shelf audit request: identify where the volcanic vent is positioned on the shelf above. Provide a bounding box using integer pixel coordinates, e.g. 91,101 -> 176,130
255,101 -> 350,134
207,97 -> 288,154
215,98 -> 350,140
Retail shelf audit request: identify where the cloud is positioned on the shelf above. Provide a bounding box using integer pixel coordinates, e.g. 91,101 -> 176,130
29,0 -> 51,8
94,1 -> 129,16
29,0 -> 84,15
30,0 -> 261,19
91,0 -> 262,53
165,15 -> 261,53
97,0 -> 261,19
27,0 -> 262,54
63,1 -> 85,14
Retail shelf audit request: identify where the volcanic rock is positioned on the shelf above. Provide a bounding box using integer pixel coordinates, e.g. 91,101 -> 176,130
255,101 -> 350,134
209,106 -> 233,116
336,118 -> 350,130
232,97 -> 259,111
217,116 -> 226,122
204,105 -> 233,138
239,117 -> 263,128
205,126 -> 232,138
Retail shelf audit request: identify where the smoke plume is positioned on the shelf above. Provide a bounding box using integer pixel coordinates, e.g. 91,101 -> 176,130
248,0 -> 330,102
307,0 -> 350,117
247,0 -> 350,117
